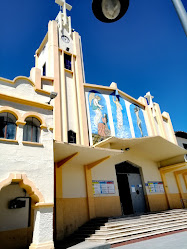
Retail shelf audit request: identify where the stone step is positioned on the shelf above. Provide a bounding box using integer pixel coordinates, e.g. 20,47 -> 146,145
108,224 -> 187,245
107,209 -> 187,222
88,220 -> 187,239
86,223 -> 187,243
75,217 -> 187,237
103,211 -> 187,227
79,210 -> 187,230
95,218 -> 187,235
79,211 -> 187,232
98,214 -> 187,231
79,212 -> 187,234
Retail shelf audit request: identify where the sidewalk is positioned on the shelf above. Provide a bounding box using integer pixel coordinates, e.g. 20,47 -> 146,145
113,231 -> 187,249
55,230 -> 187,249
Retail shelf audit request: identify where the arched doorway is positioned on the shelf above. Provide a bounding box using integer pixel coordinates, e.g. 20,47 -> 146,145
0,173 -> 44,249
115,161 -> 146,215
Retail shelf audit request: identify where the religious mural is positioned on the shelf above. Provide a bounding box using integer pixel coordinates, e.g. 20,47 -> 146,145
130,104 -> 148,138
87,90 -> 148,145
88,91 -> 111,144
109,93 -> 131,139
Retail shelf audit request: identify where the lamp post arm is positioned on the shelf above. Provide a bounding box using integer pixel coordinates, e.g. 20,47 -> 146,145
171,0 -> 187,36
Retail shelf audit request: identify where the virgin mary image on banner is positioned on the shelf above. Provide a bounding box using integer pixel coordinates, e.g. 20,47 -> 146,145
110,93 -> 131,138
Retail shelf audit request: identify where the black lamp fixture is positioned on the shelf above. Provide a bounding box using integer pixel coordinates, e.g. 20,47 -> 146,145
47,92 -> 58,105
92,0 -> 129,23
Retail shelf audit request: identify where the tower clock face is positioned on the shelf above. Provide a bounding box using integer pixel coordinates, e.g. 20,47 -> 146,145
62,35 -> 70,43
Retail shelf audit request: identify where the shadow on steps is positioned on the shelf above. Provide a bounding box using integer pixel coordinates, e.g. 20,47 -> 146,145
55,218 -> 109,249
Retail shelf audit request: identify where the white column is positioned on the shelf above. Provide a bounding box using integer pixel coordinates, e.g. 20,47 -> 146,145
29,207 -> 54,249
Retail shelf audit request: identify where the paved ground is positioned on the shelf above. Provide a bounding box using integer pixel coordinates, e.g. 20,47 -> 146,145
55,230 -> 187,249
113,231 -> 187,249
55,240 -> 110,249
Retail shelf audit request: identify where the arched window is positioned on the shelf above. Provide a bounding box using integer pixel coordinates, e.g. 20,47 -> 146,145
23,117 -> 41,143
0,112 -> 17,139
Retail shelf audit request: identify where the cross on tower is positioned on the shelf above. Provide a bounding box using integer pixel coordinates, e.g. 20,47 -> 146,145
144,92 -> 154,108
55,0 -> 72,25
144,92 -> 156,117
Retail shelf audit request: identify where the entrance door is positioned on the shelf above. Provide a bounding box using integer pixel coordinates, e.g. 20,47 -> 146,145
115,161 -> 146,215
128,173 -> 146,214
116,173 -> 133,215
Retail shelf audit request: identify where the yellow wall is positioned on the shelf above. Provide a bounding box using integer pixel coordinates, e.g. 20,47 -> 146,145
56,197 -> 89,240
94,196 -> 122,217
167,193 -> 183,209
146,194 -> 168,211
0,227 -> 32,249
165,172 -> 179,193
180,174 -> 187,193
56,162 -> 89,240
161,165 -> 187,209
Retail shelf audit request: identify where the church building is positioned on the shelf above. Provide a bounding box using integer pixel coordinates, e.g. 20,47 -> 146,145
0,1 -> 187,249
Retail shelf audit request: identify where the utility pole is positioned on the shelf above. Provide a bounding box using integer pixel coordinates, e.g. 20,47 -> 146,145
171,0 -> 187,36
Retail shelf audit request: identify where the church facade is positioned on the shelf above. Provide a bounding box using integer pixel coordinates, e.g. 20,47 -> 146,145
0,1 -> 187,249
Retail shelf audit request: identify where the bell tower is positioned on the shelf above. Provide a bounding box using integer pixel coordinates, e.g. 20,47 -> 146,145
32,0 -> 89,146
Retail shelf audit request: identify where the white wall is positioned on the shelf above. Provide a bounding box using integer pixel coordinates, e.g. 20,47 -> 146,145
0,78 -> 50,104
0,184 -> 30,231
0,79 -> 54,233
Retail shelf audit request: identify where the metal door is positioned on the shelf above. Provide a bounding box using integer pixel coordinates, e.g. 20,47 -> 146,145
127,173 -> 146,214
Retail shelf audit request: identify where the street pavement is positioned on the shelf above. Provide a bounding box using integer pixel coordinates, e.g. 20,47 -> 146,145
114,231 -> 187,249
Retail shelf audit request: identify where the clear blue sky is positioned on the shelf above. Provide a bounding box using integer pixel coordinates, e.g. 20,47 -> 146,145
0,0 -> 186,132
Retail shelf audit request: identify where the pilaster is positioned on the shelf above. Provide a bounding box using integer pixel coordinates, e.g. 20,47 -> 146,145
48,20 -> 62,141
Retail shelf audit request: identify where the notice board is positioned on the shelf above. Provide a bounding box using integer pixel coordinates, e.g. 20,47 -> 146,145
92,180 -> 115,194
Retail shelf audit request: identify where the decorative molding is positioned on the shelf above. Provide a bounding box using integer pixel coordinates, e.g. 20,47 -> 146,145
0,92 -> 53,110
84,83 -> 145,109
32,202 -> 54,208
22,141 -> 43,147
0,106 -> 21,120
21,112 -> 48,128
16,121 -> 26,126
0,173 -> 45,203
0,138 -> 18,144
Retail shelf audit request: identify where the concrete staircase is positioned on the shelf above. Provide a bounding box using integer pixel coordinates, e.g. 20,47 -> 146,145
73,209 -> 187,245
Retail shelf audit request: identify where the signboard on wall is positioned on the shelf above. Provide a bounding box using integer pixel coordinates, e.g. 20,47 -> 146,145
146,181 -> 165,193
92,180 -> 115,195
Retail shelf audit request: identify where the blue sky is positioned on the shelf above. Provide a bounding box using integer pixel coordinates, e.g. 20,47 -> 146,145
0,0 -> 186,132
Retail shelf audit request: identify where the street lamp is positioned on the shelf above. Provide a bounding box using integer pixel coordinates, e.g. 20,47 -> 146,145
92,0 -> 187,36
92,0 -> 129,23
171,0 -> 187,36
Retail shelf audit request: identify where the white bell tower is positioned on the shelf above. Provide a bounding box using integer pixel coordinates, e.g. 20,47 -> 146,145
53,0 -> 88,145
32,0 -> 88,145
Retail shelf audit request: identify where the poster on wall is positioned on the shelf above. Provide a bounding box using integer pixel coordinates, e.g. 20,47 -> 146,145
146,181 -> 165,193
92,180 -> 115,195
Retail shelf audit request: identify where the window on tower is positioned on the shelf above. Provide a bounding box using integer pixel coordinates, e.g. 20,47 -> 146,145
64,53 -> 71,71
43,63 -> 46,76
